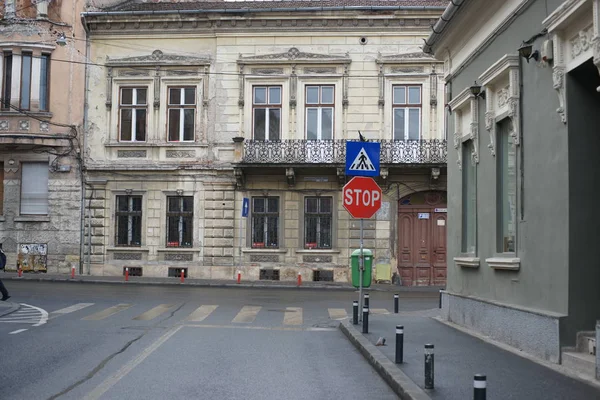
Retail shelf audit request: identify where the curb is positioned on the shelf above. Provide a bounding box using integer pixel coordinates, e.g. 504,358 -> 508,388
0,301 -> 20,318
5,276 -> 362,291
339,319 -> 431,400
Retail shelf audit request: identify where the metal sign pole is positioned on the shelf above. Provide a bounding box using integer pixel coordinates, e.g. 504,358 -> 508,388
358,218 -> 364,322
238,212 -> 243,267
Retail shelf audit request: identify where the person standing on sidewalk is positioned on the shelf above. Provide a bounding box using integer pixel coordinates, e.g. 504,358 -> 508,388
0,244 -> 10,301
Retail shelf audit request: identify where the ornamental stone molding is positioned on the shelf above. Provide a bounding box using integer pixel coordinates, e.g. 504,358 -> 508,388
448,87 -> 479,170
19,120 -> 30,131
106,49 -> 211,67
478,54 -> 521,152
39,121 -> 49,132
376,51 -> 438,65
543,0 -> 600,123
166,150 -> 195,158
0,120 -> 8,131
117,150 -> 147,158
237,47 -> 351,66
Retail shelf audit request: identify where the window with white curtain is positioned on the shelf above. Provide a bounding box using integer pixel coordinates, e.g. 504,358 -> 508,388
20,162 -> 49,215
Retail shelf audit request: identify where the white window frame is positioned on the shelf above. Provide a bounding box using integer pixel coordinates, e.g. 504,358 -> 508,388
305,85 -> 335,140
167,87 -> 196,142
392,85 -> 422,140
119,87 -> 148,142
252,85 -> 282,141
20,162 -> 49,215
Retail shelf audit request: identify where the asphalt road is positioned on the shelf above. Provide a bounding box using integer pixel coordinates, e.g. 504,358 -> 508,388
0,281 -> 438,400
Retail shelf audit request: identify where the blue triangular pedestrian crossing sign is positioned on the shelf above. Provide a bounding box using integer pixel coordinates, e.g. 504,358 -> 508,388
345,141 -> 380,177
349,148 -> 376,171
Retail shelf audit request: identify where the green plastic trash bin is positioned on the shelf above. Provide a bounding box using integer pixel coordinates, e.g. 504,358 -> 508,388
351,249 -> 372,288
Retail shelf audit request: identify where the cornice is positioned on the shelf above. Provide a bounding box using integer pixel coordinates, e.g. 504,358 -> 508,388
84,15 -> 438,35
106,49 -> 211,67
238,47 -> 351,66
478,54 -> 519,86
542,0 -> 588,31
448,87 -> 474,110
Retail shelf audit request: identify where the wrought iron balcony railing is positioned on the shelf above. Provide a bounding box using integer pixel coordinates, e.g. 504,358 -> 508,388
240,139 -> 447,165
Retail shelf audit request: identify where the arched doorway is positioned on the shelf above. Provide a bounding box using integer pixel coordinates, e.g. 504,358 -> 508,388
397,191 -> 447,286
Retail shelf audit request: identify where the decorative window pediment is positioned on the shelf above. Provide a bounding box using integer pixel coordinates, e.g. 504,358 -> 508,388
237,47 -> 351,66
376,51 -> 436,65
478,54 -> 520,155
106,49 -> 211,67
448,88 -> 479,170
543,0 -> 599,124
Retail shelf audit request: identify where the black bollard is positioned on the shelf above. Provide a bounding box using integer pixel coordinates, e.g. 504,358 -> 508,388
424,344 -> 434,389
353,301 -> 359,325
362,307 -> 369,334
395,325 -> 404,364
394,294 -> 399,314
473,374 -> 486,400
439,289 -> 442,309
364,293 -> 370,312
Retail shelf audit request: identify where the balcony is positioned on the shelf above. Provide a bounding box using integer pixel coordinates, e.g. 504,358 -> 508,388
238,139 -> 447,165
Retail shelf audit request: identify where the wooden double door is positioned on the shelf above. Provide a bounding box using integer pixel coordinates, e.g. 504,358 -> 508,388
398,204 -> 447,286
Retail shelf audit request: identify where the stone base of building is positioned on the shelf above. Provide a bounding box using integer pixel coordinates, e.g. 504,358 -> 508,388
441,291 -> 566,364
88,263 -> 351,283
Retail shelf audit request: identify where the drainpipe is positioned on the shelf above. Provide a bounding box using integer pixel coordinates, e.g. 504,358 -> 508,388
518,57 -> 525,223
80,15 -> 91,275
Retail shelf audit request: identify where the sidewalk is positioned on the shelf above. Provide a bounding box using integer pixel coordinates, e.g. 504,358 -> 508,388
1,272 -> 442,292
341,311 -> 600,400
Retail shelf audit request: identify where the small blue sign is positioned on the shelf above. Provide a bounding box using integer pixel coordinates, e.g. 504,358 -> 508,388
345,141 -> 380,177
242,198 -> 249,218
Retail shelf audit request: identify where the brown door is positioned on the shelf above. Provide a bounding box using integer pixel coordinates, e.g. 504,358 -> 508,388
397,195 -> 447,286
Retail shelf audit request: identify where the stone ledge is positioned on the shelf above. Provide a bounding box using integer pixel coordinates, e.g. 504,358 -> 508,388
156,248 -> 198,253
106,247 -> 150,252
454,256 -> 480,268
339,320 -> 431,400
295,249 -> 341,254
486,257 -> 520,270
14,215 -> 50,222
242,248 -> 288,254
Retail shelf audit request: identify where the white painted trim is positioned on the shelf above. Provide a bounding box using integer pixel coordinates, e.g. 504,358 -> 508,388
542,0 -> 589,31
478,54 -> 520,87
447,87 -> 473,111
454,256 -> 480,268
486,257 -> 520,270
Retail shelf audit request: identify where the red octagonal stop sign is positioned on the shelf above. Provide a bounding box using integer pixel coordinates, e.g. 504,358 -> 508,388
343,176 -> 382,219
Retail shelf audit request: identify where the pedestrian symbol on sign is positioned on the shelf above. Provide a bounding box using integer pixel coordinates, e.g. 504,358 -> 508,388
349,148 -> 375,172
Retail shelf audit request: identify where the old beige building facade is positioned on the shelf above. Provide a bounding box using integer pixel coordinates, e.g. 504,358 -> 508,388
81,0 -> 448,284
0,0 -> 85,273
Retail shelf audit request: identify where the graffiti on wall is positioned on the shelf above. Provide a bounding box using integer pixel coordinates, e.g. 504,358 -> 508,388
17,243 -> 48,272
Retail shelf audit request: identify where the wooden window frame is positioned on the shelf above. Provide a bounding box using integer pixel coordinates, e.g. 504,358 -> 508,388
252,85 -> 282,141
305,85 -> 335,140
166,196 -> 194,248
115,195 -> 143,247
392,85 -> 422,140
304,196 -> 333,249
2,52 -> 12,111
39,53 -> 51,112
251,196 -> 279,249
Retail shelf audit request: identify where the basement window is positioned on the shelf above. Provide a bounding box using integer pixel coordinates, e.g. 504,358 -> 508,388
168,267 -> 188,278
259,269 -> 280,281
123,267 -> 143,277
313,270 -> 334,282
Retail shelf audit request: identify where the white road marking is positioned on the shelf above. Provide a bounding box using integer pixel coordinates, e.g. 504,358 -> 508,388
52,303 -> 95,315
9,329 -> 27,334
328,308 -> 348,320
0,304 -> 48,327
187,305 -> 218,322
83,325 -> 183,400
283,307 -> 303,325
232,306 -> 261,323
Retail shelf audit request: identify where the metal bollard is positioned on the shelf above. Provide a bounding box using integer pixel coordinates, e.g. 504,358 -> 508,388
439,290 -> 442,309
394,294 -> 399,314
424,344 -> 434,389
362,307 -> 369,334
395,325 -> 404,364
473,375 -> 486,400
353,301 -> 359,325
364,293 -> 370,313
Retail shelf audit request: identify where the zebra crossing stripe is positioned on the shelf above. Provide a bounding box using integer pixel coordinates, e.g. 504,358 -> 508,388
187,305 -> 218,322
133,304 -> 176,321
232,306 -> 261,323
328,308 -> 348,320
371,308 -> 390,315
82,304 -> 132,321
52,303 -> 95,315
283,307 -> 303,325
